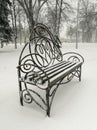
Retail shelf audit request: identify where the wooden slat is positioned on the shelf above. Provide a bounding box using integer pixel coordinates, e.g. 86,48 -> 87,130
38,60 -> 69,75
42,62 -> 76,83
50,62 -> 82,86
24,60 -> 82,88
38,61 -> 71,77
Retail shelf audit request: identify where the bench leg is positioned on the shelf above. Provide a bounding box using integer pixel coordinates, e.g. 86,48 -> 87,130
46,88 -> 50,117
19,81 -> 23,106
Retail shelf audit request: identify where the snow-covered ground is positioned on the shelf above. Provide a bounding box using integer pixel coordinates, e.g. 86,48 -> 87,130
0,43 -> 97,130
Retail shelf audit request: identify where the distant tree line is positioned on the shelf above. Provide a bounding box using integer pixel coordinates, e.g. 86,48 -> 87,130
0,0 -> 12,48
66,0 -> 97,43
1,0 -> 97,49
0,0 -> 73,48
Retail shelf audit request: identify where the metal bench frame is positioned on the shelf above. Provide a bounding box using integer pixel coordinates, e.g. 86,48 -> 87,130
17,23 -> 84,116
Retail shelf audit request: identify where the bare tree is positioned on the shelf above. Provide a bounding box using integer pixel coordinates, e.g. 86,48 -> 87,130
17,3 -> 22,45
66,0 -> 97,43
11,0 -> 18,49
78,0 -> 97,43
76,0 -> 80,48
0,0 -> 12,48
46,0 -> 73,36
17,0 -> 47,33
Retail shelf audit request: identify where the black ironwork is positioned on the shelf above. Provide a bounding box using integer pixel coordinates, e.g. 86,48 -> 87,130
17,23 -> 84,116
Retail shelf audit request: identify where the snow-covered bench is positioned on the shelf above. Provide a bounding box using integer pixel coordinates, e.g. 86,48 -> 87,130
17,23 -> 84,116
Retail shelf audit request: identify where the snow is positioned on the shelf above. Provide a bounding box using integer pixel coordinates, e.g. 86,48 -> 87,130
0,43 -> 97,130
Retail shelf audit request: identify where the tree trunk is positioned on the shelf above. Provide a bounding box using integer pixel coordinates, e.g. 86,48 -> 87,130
18,5 -> 22,45
12,0 -> 17,49
1,41 -> 4,48
57,0 -> 63,36
14,14 -> 17,49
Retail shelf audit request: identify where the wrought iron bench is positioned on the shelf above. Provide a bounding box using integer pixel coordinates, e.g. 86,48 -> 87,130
17,23 -> 84,116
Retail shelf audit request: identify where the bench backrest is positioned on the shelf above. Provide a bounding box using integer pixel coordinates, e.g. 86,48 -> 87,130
19,23 -> 63,74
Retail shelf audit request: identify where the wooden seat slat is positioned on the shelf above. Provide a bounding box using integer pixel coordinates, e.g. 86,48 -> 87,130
26,61 -> 69,80
27,61 -> 71,82
50,62 -> 82,86
38,60 -> 69,75
42,62 -> 76,83
38,61 -> 71,77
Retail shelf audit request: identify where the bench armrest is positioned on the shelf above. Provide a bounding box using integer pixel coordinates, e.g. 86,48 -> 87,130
62,52 -> 84,63
17,64 -> 50,90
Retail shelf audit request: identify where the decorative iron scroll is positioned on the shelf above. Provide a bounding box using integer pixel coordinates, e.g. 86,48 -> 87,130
63,52 -> 84,63
17,23 -> 84,116
19,23 -> 63,72
21,82 -> 47,111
